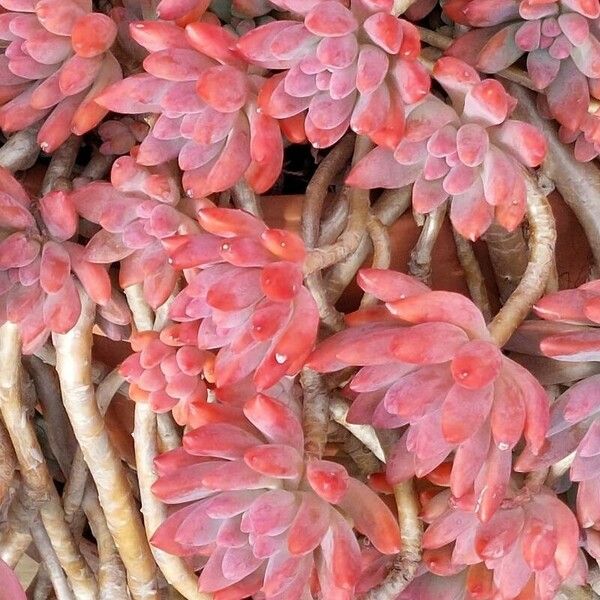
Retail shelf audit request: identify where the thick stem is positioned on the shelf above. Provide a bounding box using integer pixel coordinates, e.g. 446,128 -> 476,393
408,203 -> 447,285
78,151 -> 114,184
305,273 -> 345,332
316,192 -> 350,247
40,136 -> 81,195
488,174 -> 557,347
0,126 -> 41,172
483,224 -> 529,304
125,285 -> 208,600
156,414 -> 181,454
30,517 -> 75,600
452,230 -> 492,322
52,295 -> 159,600
507,83 -> 600,270
232,180 -> 262,218
82,484 -> 129,600
361,480 -> 422,599
300,369 -> 331,460
0,485 -> 37,568
360,215 -> 391,308
0,324 -> 97,599
328,397 -> 385,462
326,187 -> 412,303
0,419 -> 17,504
302,134 -> 355,248
303,137 -> 372,275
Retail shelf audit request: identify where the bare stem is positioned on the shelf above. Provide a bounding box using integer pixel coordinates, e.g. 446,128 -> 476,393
488,174 -> 557,346
483,224 -> 528,304
300,368 -> 331,460
452,230 -> 492,322
360,215 -> 391,308
52,293 -> 159,600
0,126 -> 41,172
125,285 -> 208,600
232,180 -> 262,218
0,323 -> 97,598
30,517 -> 75,600
40,136 -> 81,195
408,203 -> 447,285
302,134 -> 355,248
326,187 -> 412,303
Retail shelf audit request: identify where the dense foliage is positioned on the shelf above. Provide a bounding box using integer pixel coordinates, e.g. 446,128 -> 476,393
1,0 -> 600,599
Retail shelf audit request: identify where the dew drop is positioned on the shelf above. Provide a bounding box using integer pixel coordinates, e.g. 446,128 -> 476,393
167,257 -> 174,264
458,371 -> 468,380
221,243 -> 230,251
497,442 -> 509,451
280,241 -> 286,247
399,294 -> 406,299
275,353 -> 287,364
40,141 -> 49,152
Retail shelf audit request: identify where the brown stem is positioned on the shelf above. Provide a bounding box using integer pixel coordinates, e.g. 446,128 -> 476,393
488,173 -> 557,346
300,368 -> 331,460
316,192 -> 350,247
78,151 -> 114,184
302,134 -> 355,248
40,136 -> 81,195
452,230 -> 492,322
52,293 -> 159,600
0,419 -> 17,505
82,484 -> 129,600
232,180 -> 262,218
125,285 -> 208,600
360,215 -> 391,308
507,83 -> 600,270
303,137 -> 372,275
0,484 -> 38,568
362,480 -> 422,600
30,517 -> 75,600
0,126 -> 41,172
483,224 -> 528,304
156,414 -> 181,454
0,323 -> 97,598
326,187 -> 412,303
408,202 -> 447,285
305,272 -> 345,332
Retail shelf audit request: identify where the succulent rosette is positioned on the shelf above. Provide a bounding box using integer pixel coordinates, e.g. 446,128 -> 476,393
71,155 -> 195,309
163,206 -> 320,397
0,167 -> 125,353
308,268 -> 549,521
445,0 -> 600,131
98,117 -> 149,156
120,323 -> 215,427
409,487 -> 586,600
0,0 -> 122,151
347,57 -> 547,240
151,391 -> 402,599
97,18 -> 284,197
237,0 -> 431,149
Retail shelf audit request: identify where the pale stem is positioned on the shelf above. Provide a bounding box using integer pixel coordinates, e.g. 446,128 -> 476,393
487,174 -> 557,347
452,230 -> 492,322
483,224 -> 529,304
52,293 -> 159,600
125,284 -> 208,600
232,180 -> 262,218
0,323 -> 97,599
408,202 -> 447,286
30,517 -> 75,600
360,215 -> 391,309
0,126 -> 40,172
300,368 -> 331,460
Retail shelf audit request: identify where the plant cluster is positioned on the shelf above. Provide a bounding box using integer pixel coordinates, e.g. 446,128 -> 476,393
1,0 -> 600,600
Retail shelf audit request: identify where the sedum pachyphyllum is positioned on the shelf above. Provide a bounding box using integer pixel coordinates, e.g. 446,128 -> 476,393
150,391 -> 402,599
162,206 -> 320,398
120,324 -> 215,427
0,166 -> 126,353
410,486 -> 587,600
444,0 -> 600,133
71,154 -> 197,309
0,0 -> 122,151
308,268 -> 549,521
347,57 -> 547,240
96,17 -> 285,197
237,0 -> 431,149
